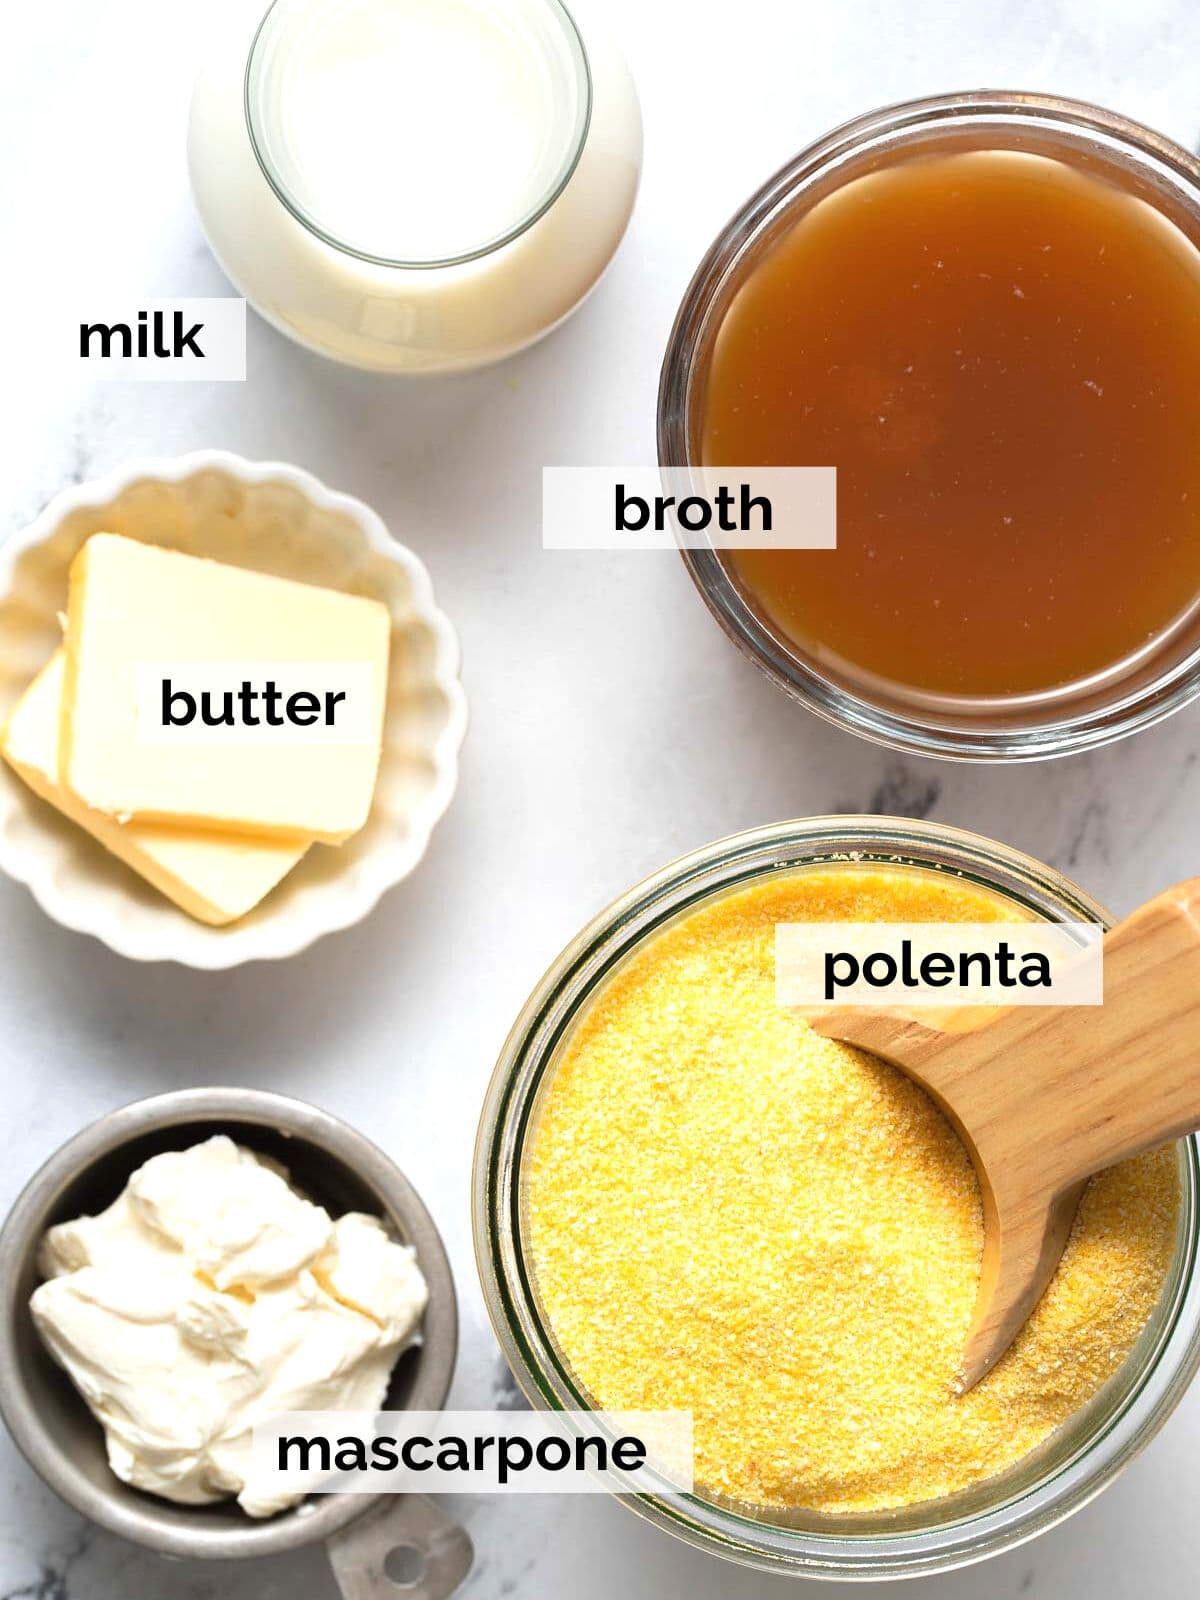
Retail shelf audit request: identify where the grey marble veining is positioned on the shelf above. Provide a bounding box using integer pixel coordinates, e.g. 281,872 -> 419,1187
4,0 -> 1200,1596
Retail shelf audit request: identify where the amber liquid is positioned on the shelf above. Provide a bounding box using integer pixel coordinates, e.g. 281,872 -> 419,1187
702,143 -> 1200,698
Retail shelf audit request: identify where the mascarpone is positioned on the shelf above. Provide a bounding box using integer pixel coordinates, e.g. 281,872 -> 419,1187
30,1135 -> 427,1517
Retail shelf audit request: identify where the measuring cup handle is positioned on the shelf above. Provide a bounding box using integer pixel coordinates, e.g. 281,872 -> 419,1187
325,1497 -> 473,1600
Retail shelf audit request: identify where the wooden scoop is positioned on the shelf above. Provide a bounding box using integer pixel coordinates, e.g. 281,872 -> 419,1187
806,880 -> 1200,1391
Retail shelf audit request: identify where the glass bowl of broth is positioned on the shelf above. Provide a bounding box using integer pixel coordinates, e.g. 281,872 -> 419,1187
659,92 -> 1200,761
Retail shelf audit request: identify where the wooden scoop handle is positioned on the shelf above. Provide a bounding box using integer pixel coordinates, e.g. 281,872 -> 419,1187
806,880 -> 1200,1387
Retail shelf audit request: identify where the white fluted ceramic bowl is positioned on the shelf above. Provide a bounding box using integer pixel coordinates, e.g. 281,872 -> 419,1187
0,452 -> 467,967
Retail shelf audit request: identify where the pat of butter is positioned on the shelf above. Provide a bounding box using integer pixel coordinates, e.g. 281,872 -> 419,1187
1,653 -> 310,925
61,535 -> 391,843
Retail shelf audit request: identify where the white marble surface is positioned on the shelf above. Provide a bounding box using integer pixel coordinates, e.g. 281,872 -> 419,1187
4,0 -> 1200,1595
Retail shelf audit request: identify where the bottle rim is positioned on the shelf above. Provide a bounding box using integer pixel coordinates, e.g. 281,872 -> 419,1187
243,0 -> 594,271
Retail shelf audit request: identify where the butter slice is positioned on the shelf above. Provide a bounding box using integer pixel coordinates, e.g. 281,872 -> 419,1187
2,654 -> 310,925
61,536 -> 391,843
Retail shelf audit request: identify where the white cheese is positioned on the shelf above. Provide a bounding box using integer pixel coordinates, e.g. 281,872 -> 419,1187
31,1136 -> 427,1518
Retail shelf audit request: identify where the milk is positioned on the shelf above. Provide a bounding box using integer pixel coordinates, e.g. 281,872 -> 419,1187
251,0 -> 588,264
189,0 -> 641,371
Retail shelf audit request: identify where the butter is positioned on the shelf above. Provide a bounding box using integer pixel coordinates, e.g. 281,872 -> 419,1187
61,535 -> 391,843
1,653 -> 309,925
31,1136 -> 428,1518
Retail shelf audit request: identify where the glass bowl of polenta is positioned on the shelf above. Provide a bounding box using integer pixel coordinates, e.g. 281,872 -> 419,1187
474,816 -> 1200,1579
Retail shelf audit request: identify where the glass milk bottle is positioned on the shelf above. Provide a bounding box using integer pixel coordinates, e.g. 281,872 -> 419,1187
188,0 -> 642,373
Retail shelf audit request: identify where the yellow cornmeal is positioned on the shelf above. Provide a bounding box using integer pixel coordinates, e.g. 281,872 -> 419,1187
527,867 -> 1180,1513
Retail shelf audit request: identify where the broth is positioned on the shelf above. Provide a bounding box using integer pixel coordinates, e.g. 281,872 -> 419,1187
700,143 -> 1200,699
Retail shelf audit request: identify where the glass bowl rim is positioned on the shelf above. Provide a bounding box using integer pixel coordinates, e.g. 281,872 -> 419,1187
473,816 -> 1200,1578
657,90 -> 1200,763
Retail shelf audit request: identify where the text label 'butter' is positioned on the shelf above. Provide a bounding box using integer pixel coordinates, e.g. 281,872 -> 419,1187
136,664 -> 378,747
